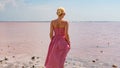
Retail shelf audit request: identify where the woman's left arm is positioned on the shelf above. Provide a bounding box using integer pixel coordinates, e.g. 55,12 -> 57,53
49,21 -> 54,40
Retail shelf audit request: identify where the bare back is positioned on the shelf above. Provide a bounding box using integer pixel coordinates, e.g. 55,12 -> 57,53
52,20 -> 67,29
50,19 -> 69,44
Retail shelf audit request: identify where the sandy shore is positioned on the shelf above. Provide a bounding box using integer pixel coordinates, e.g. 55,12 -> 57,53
0,55 -> 118,68
0,41 -> 119,68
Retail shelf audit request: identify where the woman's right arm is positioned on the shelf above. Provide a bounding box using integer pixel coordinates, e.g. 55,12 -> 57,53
49,21 -> 54,40
65,21 -> 70,44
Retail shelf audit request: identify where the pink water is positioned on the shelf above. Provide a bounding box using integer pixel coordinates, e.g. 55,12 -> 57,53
0,21 -> 120,67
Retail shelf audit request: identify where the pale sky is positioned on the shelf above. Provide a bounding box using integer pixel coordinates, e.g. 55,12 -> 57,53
0,0 -> 120,21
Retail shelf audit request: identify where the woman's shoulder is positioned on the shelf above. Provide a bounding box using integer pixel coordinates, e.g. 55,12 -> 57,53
62,20 -> 68,25
50,20 -> 56,25
51,19 -> 57,23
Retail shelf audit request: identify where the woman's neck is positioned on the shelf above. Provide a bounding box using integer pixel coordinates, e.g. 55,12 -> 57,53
57,17 -> 63,21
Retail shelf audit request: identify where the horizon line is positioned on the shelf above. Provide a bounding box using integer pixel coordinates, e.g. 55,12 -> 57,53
0,21 -> 120,22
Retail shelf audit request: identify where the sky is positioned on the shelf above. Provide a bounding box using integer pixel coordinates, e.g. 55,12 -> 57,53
0,0 -> 120,21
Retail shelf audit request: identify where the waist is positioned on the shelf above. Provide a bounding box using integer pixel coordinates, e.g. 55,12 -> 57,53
54,34 -> 65,38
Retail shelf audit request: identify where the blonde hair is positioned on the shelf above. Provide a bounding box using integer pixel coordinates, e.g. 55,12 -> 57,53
56,7 -> 65,16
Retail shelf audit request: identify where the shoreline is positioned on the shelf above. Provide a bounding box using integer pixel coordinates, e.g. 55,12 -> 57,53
0,55 -> 118,68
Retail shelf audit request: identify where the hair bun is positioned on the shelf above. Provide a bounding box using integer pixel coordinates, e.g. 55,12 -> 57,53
57,7 -> 65,16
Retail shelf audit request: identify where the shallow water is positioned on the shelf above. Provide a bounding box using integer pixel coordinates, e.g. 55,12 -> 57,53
0,21 -> 120,68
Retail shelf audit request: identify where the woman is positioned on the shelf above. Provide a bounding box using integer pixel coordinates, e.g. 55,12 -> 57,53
44,7 -> 70,68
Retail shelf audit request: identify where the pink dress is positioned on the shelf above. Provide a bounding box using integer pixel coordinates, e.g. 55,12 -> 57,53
45,28 -> 70,68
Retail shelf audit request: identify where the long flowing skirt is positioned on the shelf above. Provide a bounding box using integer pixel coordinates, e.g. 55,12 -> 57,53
44,36 -> 70,68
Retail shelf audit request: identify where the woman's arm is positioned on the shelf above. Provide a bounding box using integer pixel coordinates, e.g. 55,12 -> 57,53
49,21 -> 54,40
65,21 -> 70,44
